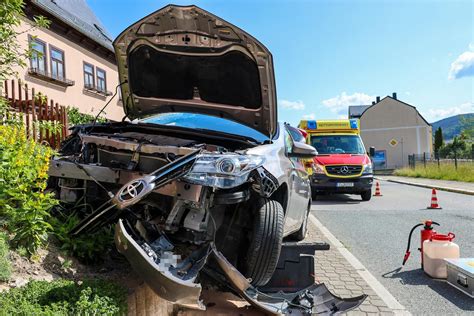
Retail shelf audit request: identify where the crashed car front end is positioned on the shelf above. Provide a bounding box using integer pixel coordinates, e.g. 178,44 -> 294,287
48,120 -> 280,299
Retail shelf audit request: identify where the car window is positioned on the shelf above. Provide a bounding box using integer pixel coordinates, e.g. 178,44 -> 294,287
142,112 -> 269,143
284,126 -> 295,155
310,135 -> 365,154
286,125 -> 305,143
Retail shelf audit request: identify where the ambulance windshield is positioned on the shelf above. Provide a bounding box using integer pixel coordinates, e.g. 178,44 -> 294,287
310,135 -> 365,155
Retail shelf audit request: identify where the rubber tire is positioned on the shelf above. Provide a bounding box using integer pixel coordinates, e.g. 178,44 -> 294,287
244,198 -> 284,287
361,190 -> 372,201
291,202 -> 311,241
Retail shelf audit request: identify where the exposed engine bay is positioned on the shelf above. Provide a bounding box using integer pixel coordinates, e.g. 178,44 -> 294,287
50,122 -> 278,268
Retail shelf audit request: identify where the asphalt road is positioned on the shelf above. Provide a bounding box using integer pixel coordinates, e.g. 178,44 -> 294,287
311,180 -> 474,315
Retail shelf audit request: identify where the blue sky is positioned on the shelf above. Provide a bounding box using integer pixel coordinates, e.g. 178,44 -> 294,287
88,0 -> 473,125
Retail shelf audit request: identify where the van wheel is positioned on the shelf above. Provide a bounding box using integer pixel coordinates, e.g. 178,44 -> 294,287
243,198 -> 284,287
361,190 -> 372,201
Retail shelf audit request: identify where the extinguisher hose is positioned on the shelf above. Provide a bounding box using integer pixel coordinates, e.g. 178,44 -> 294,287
402,223 -> 423,265
402,221 -> 440,265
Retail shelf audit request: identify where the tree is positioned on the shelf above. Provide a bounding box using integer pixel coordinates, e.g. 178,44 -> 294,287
460,116 -> 474,139
0,0 -> 50,81
434,127 -> 444,154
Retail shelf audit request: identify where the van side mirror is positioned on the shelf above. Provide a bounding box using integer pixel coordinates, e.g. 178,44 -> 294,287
289,142 -> 318,158
369,147 -> 375,157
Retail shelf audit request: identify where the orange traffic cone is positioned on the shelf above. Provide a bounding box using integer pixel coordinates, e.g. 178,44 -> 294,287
373,181 -> 383,196
427,188 -> 442,209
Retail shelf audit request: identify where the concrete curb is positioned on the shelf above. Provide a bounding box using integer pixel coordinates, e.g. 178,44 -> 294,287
378,178 -> 474,196
309,214 -> 410,315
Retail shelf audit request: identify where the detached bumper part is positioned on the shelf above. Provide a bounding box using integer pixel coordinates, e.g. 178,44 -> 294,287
212,244 -> 367,315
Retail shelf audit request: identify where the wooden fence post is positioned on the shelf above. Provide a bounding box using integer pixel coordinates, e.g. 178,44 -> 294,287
2,79 -> 70,147
31,88 -> 36,141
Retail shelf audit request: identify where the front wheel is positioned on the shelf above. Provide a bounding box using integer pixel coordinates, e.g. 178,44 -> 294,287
361,190 -> 372,201
242,198 -> 284,287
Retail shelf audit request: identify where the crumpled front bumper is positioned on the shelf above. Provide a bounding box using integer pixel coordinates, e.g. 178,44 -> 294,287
115,219 -> 367,315
115,219 -> 208,309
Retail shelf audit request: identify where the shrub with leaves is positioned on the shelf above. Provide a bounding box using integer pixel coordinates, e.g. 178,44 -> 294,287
50,211 -> 114,263
0,231 -> 12,282
0,124 -> 58,254
67,106 -> 106,126
0,279 -> 127,315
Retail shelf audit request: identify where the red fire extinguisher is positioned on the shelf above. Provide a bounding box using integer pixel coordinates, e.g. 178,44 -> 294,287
402,220 -> 440,267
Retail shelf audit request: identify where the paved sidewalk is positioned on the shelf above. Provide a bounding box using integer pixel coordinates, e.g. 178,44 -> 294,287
378,176 -> 474,195
308,216 -> 407,315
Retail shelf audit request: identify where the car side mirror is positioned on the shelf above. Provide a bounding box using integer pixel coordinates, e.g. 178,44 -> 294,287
369,146 -> 375,157
289,142 -> 318,158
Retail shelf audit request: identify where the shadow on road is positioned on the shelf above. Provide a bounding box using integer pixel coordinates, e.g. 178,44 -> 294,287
312,194 -> 362,205
382,267 -> 473,311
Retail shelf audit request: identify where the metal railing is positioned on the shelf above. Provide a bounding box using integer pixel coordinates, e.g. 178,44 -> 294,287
408,152 -> 473,170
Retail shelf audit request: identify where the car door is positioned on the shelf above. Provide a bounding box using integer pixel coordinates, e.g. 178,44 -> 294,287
283,125 -> 311,232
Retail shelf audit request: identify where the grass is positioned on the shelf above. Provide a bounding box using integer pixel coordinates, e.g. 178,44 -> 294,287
0,231 -> 12,282
394,161 -> 474,182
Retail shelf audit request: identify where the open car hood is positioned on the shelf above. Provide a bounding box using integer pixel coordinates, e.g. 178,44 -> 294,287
113,5 -> 278,138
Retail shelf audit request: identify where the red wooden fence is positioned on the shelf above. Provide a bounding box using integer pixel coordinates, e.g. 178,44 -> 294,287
2,79 -> 69,148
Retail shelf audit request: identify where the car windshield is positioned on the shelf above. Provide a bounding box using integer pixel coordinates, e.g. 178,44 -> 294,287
141,113 -> 269,143
310,135 -> 365,154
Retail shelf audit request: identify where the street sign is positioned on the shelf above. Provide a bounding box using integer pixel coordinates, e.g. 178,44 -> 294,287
389,139 -> 398,147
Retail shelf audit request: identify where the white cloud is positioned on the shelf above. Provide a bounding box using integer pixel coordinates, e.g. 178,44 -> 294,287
427,102 -> 473,121
302,113 -> 315,120
448,50 -> 474,79
321,92 -> 375,115
279,99 -> 305,110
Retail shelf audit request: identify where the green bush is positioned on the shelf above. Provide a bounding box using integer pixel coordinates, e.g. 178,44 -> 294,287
67,106 -> 106,126
49,211 -> 113,264
0,231 -> 12,282
0,279 -> 127,315
0,124 -> 58,254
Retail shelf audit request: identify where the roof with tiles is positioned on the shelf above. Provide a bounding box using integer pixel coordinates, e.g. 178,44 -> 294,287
31,0 -> 114,52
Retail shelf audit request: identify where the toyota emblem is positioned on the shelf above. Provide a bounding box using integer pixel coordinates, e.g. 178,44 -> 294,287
120,180 -> 144,200
340,166 -> 349,174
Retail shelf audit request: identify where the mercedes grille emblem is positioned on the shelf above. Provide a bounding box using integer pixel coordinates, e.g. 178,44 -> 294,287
340,166 -> 349,174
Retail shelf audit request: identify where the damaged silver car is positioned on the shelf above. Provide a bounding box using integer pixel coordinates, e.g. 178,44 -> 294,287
48,5 -> 366,314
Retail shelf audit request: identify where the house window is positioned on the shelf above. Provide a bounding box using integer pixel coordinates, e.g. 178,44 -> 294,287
96,68 -> 106,92
50,46 -> 65,80
30,37 -> 47,73
83,63 -> 94,89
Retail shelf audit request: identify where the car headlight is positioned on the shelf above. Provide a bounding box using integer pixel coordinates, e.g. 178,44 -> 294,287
313,164 -> 325,174
362,163 -> 373,174
183,154 -> 265,188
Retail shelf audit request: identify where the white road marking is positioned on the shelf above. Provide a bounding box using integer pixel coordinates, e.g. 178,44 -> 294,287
309,214 -> 410,315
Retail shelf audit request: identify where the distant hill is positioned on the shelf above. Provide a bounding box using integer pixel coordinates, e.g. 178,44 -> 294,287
431,113 -> 474,140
